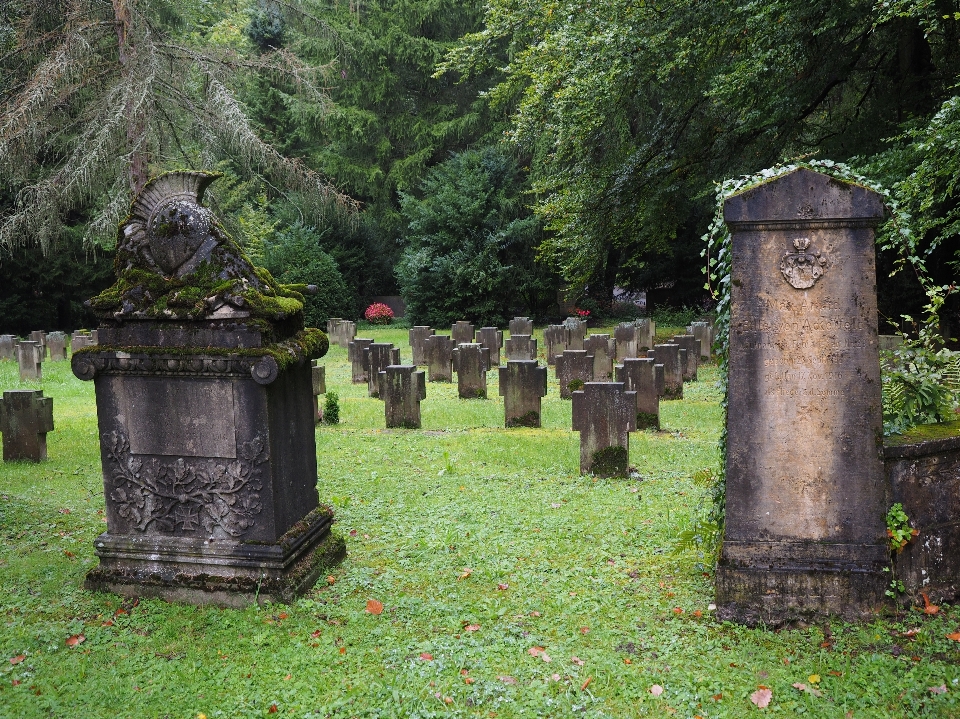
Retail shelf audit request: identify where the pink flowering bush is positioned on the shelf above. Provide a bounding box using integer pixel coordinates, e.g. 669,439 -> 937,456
364,302 -> 394,324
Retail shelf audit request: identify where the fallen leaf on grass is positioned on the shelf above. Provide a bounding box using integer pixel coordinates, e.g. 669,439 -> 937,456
650,684 -> 664,697
498,675 -> 517,685
530,611 -> 541,617
528,646 -> 551,662
311,630 -> 322,639
580,626 -> 589,634
63,551 -> 75,559
365,599 -> 384,615
464,677 -> 474,685
551,673 -> 561,681
497,583 -> 509,590
277,613 -> 288,620
828,670 -> 842,677
711,693 -> 722,701
11,680 -> 20,686
672,607 -> 683,615
9,655 -> 24,665
65,634 -> 85,647
326,575 -> 336,585
792,682 -> 822,698
338,647 -> 346,655
750,687 -> 772,708
268,704 -> 278,714
464,624 -> 480,632
419,652 -> 433,661
929,685 -> 948,694
571,656 -> 585,666
947,631 -> 960,642
920,591 -> 940,615
901,628 -> 920,637
458,568 -> 473,580
581,676 -> 592,690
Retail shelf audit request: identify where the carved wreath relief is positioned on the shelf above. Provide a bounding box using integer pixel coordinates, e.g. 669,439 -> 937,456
103,428 -> 266,537
780,238 -> 827,290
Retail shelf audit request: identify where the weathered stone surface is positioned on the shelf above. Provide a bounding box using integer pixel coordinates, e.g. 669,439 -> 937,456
363,343 -> 401,398
716,167 -> 888,625
635,318 -> 655,351
499,360 -> 547,427
0,335 -> 16,360
509,317 -> 534,336
348,338 -> 374,383
409,326 -> 435,366
615,358 -> 660,430
425,335 -> 456,382
17,341 -> 41,381
614,323 -> 638,360
29,331 -> 46,356
571,382 -> 636,476
312,361 -> 326,423
476,327 -> 503,367
555,349 -> 594,399
879,334 -> 903,351
452,343 -> 489,398
336,320 -> 356,348
326,318 -> 343,339
648,344 -> 683,399
691,321 -> 714,358
90,329 -> 99,344
671,335 -> 700,381
654,363 -> 665,397
46,332 -> 67,361
0,390 -> 54,461
543,325 -> 566,365
563,317 -> 586,350
505,334 -> 537,361
378,365 -> 426,428
584,334 -> 614,380
71,332 -> 92,353
451,321 -> 475,345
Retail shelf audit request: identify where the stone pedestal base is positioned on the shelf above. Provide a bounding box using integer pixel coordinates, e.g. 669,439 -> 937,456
85,506 -> 344,607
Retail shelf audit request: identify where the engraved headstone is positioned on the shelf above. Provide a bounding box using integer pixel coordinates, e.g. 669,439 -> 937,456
0,335 -> 15,361
348,338 -> 374,383
563,317 -> 586,350
0,390 -> 54,462
17,341 -> 41,381
543,325 -> 566,365
424,335 -> 456,382
505,334 -> 537,361
71,171 -> 342,606
451,321 -> 475,345
46,332 -> 67,361
584,334 -> 614,380
409,326 -> 435,366
716,167 -> 888,624
499,360 -> 548,427
671,335 -> 700,381
648,344 -> 682,399
614,323 -> 638,360
363,343 -> 401,398
311,361 -> 326,423
571,382 -> 636,476
509,317 -> 534,336
452,343 -> 489,398
615,358 -> 660,430
555,349 -> 594,399
476,327 -> 503,367
378,365 -> 426,428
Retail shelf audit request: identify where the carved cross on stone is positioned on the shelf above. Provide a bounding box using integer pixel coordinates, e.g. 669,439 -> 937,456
0,390 -> 54,462
571,382 -> 636,476
672,334 -> 700,381
505,334 -> 537,361
648,344 -> 683,399
348,338 -> 374,383
408,326 -> 435,366
17,341 -> 41,382
616,358 -> 660,430
363,343 -> 401,398
543,325 -> 566,365
451,321 -> 475,345
509,317 -> 533,336
555,349 -> 593,399
499,360 -> 548,427
312,361 -> 326,424
452,343 -> 489,398
378,365 -> 427,428
476,327 -> 503,367
425,335 -> 456,382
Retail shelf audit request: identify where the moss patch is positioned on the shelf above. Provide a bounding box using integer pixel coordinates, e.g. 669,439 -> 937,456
507,411 -> 540,428
590,445 -> 629,478
636,412 -> 659,430
884,419 -> 960,447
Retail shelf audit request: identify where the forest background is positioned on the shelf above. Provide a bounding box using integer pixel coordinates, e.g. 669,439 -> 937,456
1,0 -> 960,336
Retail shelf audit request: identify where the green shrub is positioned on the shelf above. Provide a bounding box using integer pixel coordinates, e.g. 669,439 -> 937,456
322,391 -> 340,425
650,304 -> 700,328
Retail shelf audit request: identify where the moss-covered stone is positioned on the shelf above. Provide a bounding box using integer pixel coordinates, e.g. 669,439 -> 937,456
507,411 -> 540,428
884,419 -> 960,447
636,412 -> 659,430
590,445 -> 629,478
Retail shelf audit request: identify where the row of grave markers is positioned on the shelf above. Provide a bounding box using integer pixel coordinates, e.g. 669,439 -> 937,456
0,330 -> 99,381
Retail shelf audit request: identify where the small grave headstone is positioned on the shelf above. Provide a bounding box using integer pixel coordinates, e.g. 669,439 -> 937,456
571,382 -> 636,476
378,365 -> 426,428
71,332 -> 91,353
647,344 -> 682,399
879,335 -> 904,351
409,326 -> 435,366
584,334 -> 614,380
326,318 -> 343,340
690,321 -> 713,358
543,325 -> 566,365
89,329 -> 98,344
555,349 -> 594,399
476,327 -> 503,367
672,335 -> 700,381
424,335 -> 456,382
615,358 -> 660,429
46,332 -> 67,361
451,321 -> 475,345
614,323 -> 638,360
312,361 -> 326,423
654,362 -> 665,397
509,317 -> 533,336
364,343 -> 401,398
452,343 -> 489,398
563,317 -> 586,350
0,390 -> 54,462
635,318 -> 655,351
505,334 -> 537,361
499,360 -> 548,427
17,341 -> 41,381
0,335 -> 15,361
29,331 -> 46,357
337,320 -> 356,348
348,338 -> 374,383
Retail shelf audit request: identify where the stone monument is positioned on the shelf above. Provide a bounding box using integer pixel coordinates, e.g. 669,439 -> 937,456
584,334 -> 614,379
46,332 -> 68,361
614,323 -> 638,361
363,343 -> 401,398
452,343 -> 489,398
17,341 -> 41,382
499,360 -> 548,427
451,321 -> 475,345
0,390 -> 54,462
615,358 -> 660,430
71,171 -> 343,606
505,334 -> 537,361
476,327 -> 503,367
312,361 -> 326,423
409,326 -> 435,366
647,344 -> 682,399
563,317 -> 586,350
716,167 -> 888,624
555,349 -> 594,399
509,317 -> 534,336
691,321 -> 713,358
379,365 -> 426,428
571,382 -> 636,476
425,334 -> 456,382
348,338 -> 374,383
0,335 -> 16,360
671,334 -> 700,381
543,325 -> 565,365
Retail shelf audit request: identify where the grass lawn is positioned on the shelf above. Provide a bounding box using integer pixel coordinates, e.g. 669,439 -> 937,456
1,325 -> 959,718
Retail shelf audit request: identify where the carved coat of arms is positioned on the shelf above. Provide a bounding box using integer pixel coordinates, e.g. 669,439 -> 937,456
780,238 -> 827,289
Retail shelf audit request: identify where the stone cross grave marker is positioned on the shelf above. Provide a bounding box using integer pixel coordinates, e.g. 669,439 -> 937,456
28,331 -> 46,357
614,323 -> 638,361
452,343 -> 489,398
425,335 -> 456,382
672,334 -> 700,381
476,327 -> 503,367
0,335 -> 15,361
0,390 -> 54,462
17,341 -> 41,382
716,166 -> 888,625
348,338 -> 374,383
338,320 -> 356,348
690,321 -> 714,358
379,365 -> 427,428
364,343 -> 401,398
451,321 -> 475,345
326,318 -> 343,343
563,317 -> 586,350
509,317 -> 534,336
89,329 -> 98,344
46,332 -> 67,361
409,326 -> 435,366
571,382 -> 636,477
615,358 -> 660,430
647,344 -> 682,399
499,360 -> 548,427
584,334 -> 614,380
312,361 -> 326,423
543,325 -> 566,365
555,349 -> 594,399
635,318 -> 655,351
71,332 -> 91,353
505,334 -> 537,361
